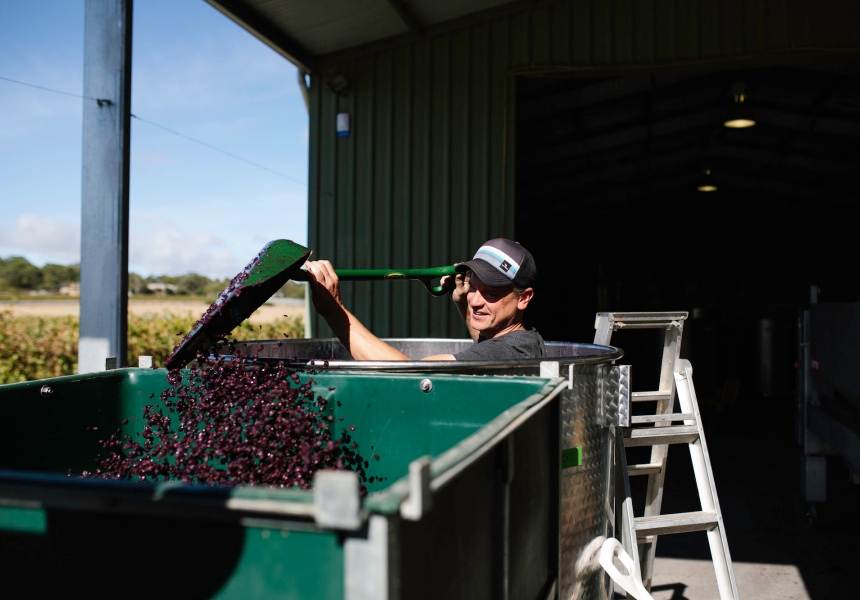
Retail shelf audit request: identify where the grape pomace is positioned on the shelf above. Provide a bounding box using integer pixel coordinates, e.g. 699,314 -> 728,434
86,344 -> 368,492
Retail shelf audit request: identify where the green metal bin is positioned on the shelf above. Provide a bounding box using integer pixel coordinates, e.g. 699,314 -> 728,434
0,366 -> 569,599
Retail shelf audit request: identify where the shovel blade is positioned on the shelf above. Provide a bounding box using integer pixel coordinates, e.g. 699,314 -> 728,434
164,239 -> 311,370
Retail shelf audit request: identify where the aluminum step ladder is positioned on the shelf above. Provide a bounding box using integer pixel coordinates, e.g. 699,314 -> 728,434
595,312 -> 739,600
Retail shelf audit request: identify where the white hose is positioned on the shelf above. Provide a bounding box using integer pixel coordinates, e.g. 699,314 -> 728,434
598,538 -> 654,600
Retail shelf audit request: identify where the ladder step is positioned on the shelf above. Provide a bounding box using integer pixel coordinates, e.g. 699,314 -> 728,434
631,413 -> 695,424
624,425 -> 699,447
627,463 -> 663,476
631,391 -> 673,403
596,311 -> 688,330
634,510 -> 720,537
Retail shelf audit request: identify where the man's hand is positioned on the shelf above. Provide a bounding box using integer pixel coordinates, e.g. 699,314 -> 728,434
441,269 -> 470,306
303,260 -> 344,319
442,268 -> 477,339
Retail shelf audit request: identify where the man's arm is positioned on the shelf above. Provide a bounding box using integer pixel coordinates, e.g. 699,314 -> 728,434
305,260 -> 455,361
420,353 -> 455,361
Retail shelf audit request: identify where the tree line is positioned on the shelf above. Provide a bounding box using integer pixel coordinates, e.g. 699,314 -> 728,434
0,256 -> 304,298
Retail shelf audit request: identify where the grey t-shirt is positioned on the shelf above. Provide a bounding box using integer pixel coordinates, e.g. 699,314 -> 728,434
453,328 -> 546,361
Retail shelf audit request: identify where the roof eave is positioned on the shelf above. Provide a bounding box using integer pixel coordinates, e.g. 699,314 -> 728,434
205,0 -> 318,73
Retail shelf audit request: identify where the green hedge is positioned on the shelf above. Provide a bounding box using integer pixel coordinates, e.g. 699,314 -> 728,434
0,311 -> 304,384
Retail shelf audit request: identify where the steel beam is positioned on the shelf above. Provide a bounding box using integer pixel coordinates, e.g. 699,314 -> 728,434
79,0 -> 132,373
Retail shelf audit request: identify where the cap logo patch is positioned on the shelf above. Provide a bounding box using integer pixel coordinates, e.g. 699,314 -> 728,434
474,245 -> 521,278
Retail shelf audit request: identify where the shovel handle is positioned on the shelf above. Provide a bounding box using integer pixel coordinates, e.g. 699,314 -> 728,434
296,265 -> 458,296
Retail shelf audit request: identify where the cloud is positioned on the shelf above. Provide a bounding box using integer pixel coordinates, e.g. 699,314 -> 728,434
128,213 -> 242,279
0,214 -> 80,263
0,210 -> 295,280
127,188 -> 307,279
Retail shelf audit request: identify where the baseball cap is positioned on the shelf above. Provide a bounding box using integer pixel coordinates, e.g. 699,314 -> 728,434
455,238 -> 537,288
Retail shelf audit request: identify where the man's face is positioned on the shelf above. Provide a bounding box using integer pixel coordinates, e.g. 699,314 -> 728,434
465,272 -> 531,338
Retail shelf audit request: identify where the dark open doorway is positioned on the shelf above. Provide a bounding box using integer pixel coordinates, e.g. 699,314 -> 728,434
515,61 -> 859,400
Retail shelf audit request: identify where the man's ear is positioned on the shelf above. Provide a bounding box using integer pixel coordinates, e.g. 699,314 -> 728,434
517,287 -> 534,310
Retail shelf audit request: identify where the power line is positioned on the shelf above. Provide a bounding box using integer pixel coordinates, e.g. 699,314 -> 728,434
0,74 -> 307,186
0,75 -> 104,102
129,114 -> 306,186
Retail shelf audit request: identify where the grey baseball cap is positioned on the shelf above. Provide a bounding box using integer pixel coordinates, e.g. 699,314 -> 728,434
455,238 -> 537,288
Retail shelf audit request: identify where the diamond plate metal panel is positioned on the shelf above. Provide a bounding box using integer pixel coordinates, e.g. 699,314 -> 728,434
560,363 -> 620,600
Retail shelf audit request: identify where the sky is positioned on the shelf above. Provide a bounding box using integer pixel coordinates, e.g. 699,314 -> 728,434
0,0 -> 309,280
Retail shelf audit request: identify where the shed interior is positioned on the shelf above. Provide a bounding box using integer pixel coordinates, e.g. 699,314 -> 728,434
514,59 -> 860,402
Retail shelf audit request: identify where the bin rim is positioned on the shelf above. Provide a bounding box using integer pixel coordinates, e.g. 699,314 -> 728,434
217,338 -> 623,373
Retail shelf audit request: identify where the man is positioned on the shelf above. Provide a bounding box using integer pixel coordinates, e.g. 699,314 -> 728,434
304,238 -> 545,361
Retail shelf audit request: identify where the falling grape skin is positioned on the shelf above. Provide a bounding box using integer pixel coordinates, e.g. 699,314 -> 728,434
86,347 -> 369,492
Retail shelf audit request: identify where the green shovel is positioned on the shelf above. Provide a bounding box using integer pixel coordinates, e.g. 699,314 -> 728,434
165,239 -> 455,369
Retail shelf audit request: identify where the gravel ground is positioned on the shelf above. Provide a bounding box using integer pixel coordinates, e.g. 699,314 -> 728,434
0,297 -> 307,323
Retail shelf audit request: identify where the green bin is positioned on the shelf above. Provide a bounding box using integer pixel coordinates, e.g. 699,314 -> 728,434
0,365 -> 570,599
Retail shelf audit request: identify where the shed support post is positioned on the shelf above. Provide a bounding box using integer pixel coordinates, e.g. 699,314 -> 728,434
78,0 -> 133,373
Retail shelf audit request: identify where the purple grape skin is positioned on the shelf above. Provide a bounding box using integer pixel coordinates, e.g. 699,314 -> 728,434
87,344 -> 369,492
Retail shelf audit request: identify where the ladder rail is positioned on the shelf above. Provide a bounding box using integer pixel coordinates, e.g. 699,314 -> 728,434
640,320 -> 684,588
615,428 -> 641,567
674,360 -> 739,600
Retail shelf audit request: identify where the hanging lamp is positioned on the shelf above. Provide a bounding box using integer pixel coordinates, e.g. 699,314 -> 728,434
723,82 -> 756,129
697,168 -> 718,192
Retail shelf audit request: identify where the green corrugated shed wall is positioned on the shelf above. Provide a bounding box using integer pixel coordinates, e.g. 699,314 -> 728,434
306,0 -> 860,340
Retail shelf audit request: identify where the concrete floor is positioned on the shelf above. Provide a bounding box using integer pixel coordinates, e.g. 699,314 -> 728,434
614,393 -> 859,600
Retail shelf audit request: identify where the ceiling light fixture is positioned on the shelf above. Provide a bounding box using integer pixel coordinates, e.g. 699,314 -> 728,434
723,82 -> 756,129
697,168 -> 718,192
